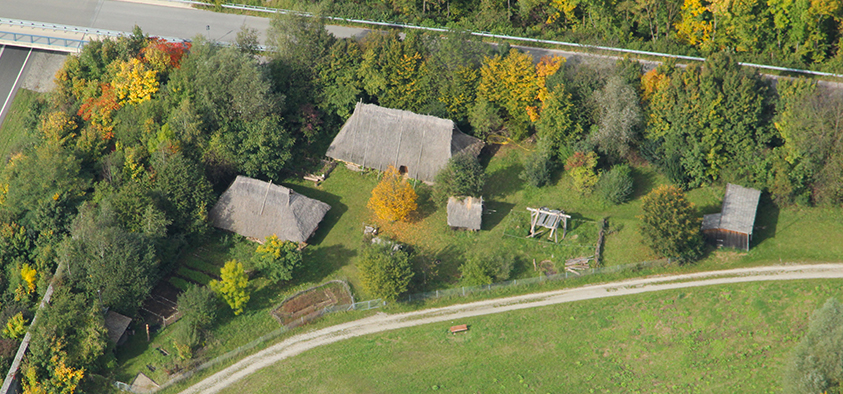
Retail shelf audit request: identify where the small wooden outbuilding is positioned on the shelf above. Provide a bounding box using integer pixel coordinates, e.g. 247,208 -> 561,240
447,196 -> 483,231
104,310 -> 132,346
701,183 -> 761,251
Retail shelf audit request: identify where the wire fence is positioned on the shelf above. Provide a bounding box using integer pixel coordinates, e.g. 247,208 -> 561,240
131,257 -> 672,392
143,298 -> 383,393
405,258 -> 671,303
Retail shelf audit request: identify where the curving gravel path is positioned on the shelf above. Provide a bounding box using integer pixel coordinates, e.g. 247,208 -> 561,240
178,263 -> 843,394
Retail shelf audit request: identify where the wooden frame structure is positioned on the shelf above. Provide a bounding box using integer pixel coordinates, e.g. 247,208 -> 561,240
526,207 -> 571,242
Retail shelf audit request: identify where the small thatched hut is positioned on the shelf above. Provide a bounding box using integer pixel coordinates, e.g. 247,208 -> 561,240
209,176 -> 331,243
701,183 -> 761,251
447,196 -> 483,231
325,103 -> 484,183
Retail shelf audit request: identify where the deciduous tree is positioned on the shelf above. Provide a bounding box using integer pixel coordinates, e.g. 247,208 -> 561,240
368,165 -> 418,222
638,185 -> 703,261
433,153 -> 486,204
210,260 -> 250,315
357,243 -> 413,301
784,297 -> 843,393
253,235 -> 302,284
564,151 -> 600,194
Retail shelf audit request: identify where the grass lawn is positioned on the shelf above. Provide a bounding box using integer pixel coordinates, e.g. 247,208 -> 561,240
218,279 -> 843,394
0,88 -> 39,164
116,143 -> 843,389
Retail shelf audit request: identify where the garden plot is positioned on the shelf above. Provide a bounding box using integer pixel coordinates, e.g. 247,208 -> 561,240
271,281 -> 354,327
139,281 -> 181,327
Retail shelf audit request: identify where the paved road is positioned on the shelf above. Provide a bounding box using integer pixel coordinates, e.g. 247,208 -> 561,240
177,263 -> 843,394
0,46 -> 31,128
2,0 -> 271,43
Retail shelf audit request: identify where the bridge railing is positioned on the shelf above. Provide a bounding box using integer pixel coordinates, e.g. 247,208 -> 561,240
0,30 -> 85,52
172,0 -> 843,80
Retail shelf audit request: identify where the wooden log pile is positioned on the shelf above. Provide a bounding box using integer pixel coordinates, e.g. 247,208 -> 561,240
564,256 -> 593,274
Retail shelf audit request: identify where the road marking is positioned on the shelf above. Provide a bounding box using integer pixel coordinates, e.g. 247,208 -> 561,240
0,47 -> 32,121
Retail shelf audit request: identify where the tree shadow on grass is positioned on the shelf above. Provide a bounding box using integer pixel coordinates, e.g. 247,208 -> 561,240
485,161 -> 525,199
282,184 -> 346,246
750,193 -> 780,248
297,244 -> 358,285
482,201 -> 515,231
409,184 -> 437,223
630,166 -> 657,199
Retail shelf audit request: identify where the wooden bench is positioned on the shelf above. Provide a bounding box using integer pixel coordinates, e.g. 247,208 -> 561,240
449,324 -> 468,334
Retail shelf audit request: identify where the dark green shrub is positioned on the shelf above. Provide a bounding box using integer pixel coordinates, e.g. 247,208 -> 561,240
597,164 -> 634,204
520,143 -> 555,188
784,298 -> 843,393
433,152 -> 486,204
459,250 -> 514,286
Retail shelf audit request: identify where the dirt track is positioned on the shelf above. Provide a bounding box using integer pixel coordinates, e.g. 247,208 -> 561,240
178,263 -> 843,394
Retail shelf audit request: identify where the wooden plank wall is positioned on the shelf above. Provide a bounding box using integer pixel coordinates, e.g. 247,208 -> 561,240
702,229 -> 749,251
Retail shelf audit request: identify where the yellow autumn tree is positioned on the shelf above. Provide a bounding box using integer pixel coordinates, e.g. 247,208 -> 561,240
111,58 -> 159,105
528,55 -> 565,122
674,0 -> 714,47
20,262 -> 37,293
368,165 -> 418,222
477,49 -> 539,139
640,68 -> 673,139
40,111 -> 78,147
22,341 -> 85,394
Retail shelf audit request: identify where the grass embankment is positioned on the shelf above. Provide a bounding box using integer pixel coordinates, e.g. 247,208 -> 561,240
0,89 -> 39,164
116,143 -> 843,389
219,279 -> 843,393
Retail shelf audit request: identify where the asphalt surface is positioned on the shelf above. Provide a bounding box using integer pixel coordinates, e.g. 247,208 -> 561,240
1,0 -> 272,43
0,45 -> 31,128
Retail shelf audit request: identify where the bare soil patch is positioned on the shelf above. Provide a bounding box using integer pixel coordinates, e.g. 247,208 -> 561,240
271,281 -> 353,327
140,281 -> 181,326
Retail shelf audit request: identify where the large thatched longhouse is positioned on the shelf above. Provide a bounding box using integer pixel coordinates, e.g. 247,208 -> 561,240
326,103 -> 484,183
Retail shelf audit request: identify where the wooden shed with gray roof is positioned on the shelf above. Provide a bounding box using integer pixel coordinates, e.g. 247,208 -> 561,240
209,176 -> 331,243
326,103 -> 484,183
701,183 -> 762,251
447,196 -> 483,231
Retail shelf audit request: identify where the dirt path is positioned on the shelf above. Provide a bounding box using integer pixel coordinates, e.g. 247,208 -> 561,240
178,263 -> 843,394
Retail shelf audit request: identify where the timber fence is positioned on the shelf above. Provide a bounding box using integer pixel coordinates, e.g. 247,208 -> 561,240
165,0 -> 843,80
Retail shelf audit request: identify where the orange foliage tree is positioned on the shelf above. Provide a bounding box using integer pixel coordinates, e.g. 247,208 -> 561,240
77,83 -> 120,140
368,165 -> 418,222
141,38 -> 191,74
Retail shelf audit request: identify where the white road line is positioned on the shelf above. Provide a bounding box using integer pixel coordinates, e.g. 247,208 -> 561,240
0,47 -> 32,120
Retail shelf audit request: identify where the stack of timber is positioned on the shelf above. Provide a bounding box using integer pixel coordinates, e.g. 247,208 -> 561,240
564,257 -> 592,274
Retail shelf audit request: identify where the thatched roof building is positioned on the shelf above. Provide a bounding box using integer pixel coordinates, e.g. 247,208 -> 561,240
701,183 -> 761,251
325,103 -> 484,183
209,176 -> 331,243
447,196 -> 483,231
105,310 -> 132,346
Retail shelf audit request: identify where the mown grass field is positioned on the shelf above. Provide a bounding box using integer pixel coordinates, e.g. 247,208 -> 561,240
218,279 -> 843,394
0,88 -> 39,165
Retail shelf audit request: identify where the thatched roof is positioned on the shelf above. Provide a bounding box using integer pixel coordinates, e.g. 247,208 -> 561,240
701,183 -> 761,235
325,103 -> 484,183
209,176 -> 331,243
104,310 -> 132,344
447,196 -> 483,230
